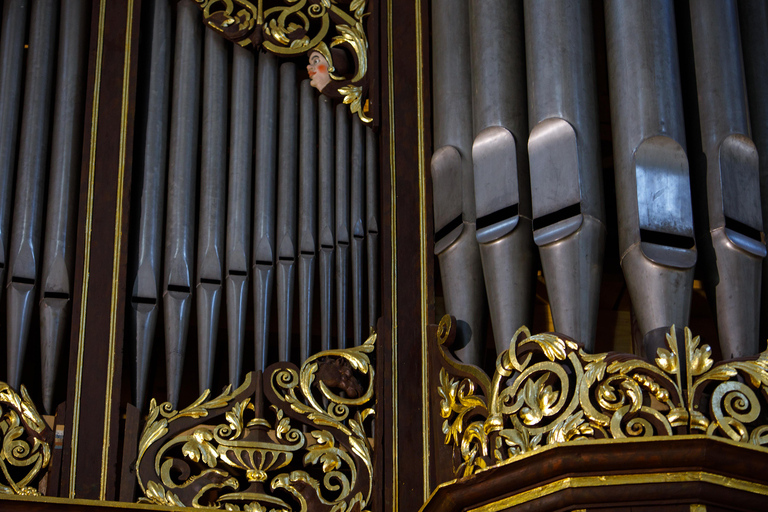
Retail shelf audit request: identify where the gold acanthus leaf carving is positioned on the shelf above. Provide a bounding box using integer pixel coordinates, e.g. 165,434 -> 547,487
435,314 -> 768,478
137,331 -> 376,511
0,383 -> 52,496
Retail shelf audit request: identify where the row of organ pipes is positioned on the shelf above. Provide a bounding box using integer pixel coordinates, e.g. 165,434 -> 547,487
432,0 -> 768,366
0,0 -> 380,414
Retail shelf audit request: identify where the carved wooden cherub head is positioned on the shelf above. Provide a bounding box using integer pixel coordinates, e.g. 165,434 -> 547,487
307,49 -> 332,92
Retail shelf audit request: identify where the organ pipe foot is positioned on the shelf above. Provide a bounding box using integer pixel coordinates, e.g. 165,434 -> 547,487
195,280 -> 221,394
40,296 -> 69,414
164,289 -> 192,408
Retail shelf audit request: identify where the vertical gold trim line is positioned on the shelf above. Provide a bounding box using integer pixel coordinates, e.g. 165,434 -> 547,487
70,0 -> 106,499
100,0 -> 134,499
386,0 -> 399,509
414,0 -> 430,503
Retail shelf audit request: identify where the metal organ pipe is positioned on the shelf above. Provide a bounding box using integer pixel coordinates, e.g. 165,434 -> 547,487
431,0 -> 485,366
226,44 -> 254,388
524,0 -> 605,350
196,27 -> 228,394
6,0 -> 58,391
335,104 -> 350,349
366,126 -> 379,334
253,51 -> 278,371
350,115 -> 366,346
298,79 -> 318,362
318,95 -> 335,352
163,0 -> 202,407
40,0 -> 89,413
469,0 -> 534,356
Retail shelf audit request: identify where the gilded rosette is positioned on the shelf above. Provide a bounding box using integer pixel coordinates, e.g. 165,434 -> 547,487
435,314 -> 768,478
136,332 -> 376,511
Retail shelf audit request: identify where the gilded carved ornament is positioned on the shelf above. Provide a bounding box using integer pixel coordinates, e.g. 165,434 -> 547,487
0,382 -> 53,496
193,0 -> 371,123
136,331 -> 376,511
435,314 -> 768,478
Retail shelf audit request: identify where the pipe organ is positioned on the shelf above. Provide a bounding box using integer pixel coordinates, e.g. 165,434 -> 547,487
432,0 -> 768,365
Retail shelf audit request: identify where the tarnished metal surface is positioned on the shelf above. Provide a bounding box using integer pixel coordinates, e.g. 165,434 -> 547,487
351,115 -> 365,346
318,94 -> 335,352
336,104 -> 350,349
298,79 -> 317,362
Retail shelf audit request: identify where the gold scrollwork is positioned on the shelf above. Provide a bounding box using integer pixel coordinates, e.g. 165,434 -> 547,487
435,315 -> 768,477
194,0 -> 371,123
137,332 -> 376,511
0,383 -> 53,496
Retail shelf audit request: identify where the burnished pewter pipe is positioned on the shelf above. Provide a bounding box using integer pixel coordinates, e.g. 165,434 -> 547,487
336,104 -> 350,349
298,79 -> 317,362
40,0 -> 88,413
196,27 -> 227,394
432,0 -> 485,366
524,0 -> 605,350
130,0 -> 171,412
739,0 -> 768,343
469,0 -> 534,356
350,115 -> 365,346
276,62 -> 298,362
689,0 -> 765,358
226,44 -> 254,387
163,0 -> 201,407
318,94 -> 335,352
0,1 -> 28,306
365,126 -> 379,333
605,0 -> 696,356
253,51 -> 278,371
6,0 -> 58,391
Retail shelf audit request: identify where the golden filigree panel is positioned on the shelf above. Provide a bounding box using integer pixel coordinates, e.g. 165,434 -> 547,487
136,332 -> 376,511
434,315 -> 768,478
194,0 -> 371,122
0,383 -> 52,496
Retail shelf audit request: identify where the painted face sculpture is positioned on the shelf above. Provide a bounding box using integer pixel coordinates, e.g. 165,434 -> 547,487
307,50 -> 331,92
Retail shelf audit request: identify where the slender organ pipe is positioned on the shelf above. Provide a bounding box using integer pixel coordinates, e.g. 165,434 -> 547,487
40,0 -> 88,413
335,105 -> 350,349
163,0 -> 201,407
253,52 -> 278,371
318,95 -> 335,352
196,27 -> 228,394
605,0 -> 697,356
276,62 -> 298,362
688,0 -> 765,358
0,1 -> 28,308
738,0 -> 768,343
350,115 -> 366,346
469,0 -> 534,356
524,0 -> 605,350
226,44 -> 254,387
131,0 -> 172,412
365,126 -> 379,333
6,0 -> 58,391
298,80 -> 318,362
431,0 -> 485,366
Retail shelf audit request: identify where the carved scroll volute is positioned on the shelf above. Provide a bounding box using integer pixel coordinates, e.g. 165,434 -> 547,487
0,383 -> 54,496
194,0 -> 372,123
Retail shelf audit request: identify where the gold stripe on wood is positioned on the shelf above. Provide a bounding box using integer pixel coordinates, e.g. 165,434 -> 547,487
386,0 -> 399,509
70,0 -> 106,498
691,505 -> 707,512
415,0 -> 430,502
468,472 -> 768,512
100,0 -> 135,499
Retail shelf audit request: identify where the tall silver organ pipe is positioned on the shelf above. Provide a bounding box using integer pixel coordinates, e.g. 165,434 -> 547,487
469,0 -> 534,356
253,51 -> 278,371
40,0 -> 88,413
350,115 -> 366,346
431,0 -> 485,366
226,44 -> 254,387
6,0 -> 58,391
689,0 -> 766,358
163,0 -> 201,407
298,79 -> 318,362
196,28 -> 228,394
276,62 -> 298,362
365,126 -> 379,334
739,0 -> 768,343
605,0 -> 696,356
318,95 -> 335,352
335,104 -> 350,349
0,0 -> 27,306
131,0 -> 172,411
524,0 -> 605,350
